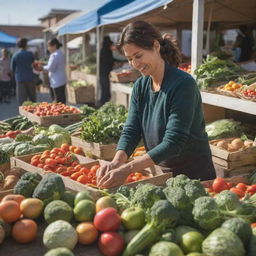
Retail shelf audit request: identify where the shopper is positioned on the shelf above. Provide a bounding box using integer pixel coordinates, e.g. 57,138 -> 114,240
98,36 -> 115,107
43,38 -> 67,104
11,38 -> 36,105
97,21 -> 216,188
0,48 -> 11,103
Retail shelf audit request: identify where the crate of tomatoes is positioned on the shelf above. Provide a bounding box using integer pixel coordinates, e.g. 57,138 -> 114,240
10,144 -> 172,192
19,102 -> 82,127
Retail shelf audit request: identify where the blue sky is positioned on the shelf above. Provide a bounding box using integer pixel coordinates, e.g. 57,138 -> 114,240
0,0 -> 108,25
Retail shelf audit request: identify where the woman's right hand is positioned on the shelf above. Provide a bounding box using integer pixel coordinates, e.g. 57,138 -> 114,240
96,161 -> 121,185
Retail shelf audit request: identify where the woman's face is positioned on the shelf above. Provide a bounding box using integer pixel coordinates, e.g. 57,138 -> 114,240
123,42 -> 161,76
47,44 -> 57,53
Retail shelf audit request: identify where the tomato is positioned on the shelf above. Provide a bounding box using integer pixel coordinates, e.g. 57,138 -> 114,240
61,144 -> 70,152
61,171 -> 73,177
67,167 -> 75,173
90,165 -> 100,173
251,223 -> 256,228
77,175 -> 89,184
43,165 -> 54,172
49,153 -> 57,159
246,184 -> 256,195
76,222 -> 98,245
31,155 -> 40,162
74,165 -> 82,172
70,171 -> 83,180
55,166 -> 67,173
31,159 -> 40,166
98,232 -> 125,256
43,150 -> 51,155
37,163 -> 44,169
71,161 -> 79,167
235,183 -> 247,192
69,146 -> 76,152
94,208 -> 121,232
74,147 -> 84,155
80,167 -> 90,175
45,158 -> 57,168
212,177 -> 229,193
227,182 -> 233,189
230,187 -> 245,198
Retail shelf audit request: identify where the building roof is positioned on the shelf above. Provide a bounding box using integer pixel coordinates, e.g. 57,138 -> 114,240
38,8 -> 79,21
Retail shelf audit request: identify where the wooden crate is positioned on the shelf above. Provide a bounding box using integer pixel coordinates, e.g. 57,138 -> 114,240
71,135 -> 117,161
110,70 -> 140,83
67,84 -> 95,104
10,155 -> 172,196
19,106 -> 82,127
210,139 -> 256,170
70,71 -> 96,86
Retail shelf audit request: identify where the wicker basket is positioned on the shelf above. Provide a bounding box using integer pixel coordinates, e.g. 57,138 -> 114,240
236,83 -> 256,102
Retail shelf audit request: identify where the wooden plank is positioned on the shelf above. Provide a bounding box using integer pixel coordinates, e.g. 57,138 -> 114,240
203,104 -> 225,123
201,91 -> 256,115
191,0 -> 205,74
71,135 -> 117,160
67,85 -> 95,104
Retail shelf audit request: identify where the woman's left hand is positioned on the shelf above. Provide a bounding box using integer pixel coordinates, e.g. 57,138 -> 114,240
97,166 -> 130,188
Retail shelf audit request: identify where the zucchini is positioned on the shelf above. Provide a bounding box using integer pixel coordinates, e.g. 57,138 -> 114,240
3,115 -> 23,125
123,224 -> 159,256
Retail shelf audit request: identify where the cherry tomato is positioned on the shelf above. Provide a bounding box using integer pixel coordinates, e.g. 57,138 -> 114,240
230,187 -> 245,198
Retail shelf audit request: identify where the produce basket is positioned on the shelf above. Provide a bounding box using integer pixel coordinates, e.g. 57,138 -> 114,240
216,84 -> 242,98
0,162 -> 10,173
19,106 -> 82,127
209,138 -> 256,177
236,83 -> 256,102
67,84 -> 95,104
71,135 -> 117,161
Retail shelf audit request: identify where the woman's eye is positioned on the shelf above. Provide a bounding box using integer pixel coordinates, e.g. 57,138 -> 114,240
135,55 -> 142,59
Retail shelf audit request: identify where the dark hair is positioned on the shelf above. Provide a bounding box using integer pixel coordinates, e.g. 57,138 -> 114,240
17,38 -> 27,49
102,36 -> 113,49
48,38 -> 62,49
118,21 -> 181,67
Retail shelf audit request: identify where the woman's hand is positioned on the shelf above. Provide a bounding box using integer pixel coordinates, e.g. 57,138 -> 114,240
96,161 -> 121,185
97,165 -> 130,188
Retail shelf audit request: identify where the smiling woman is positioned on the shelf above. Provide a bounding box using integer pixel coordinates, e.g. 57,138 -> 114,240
96,21 -> 216,189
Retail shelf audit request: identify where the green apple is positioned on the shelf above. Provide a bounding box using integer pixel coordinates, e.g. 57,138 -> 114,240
121,207 -> 145,230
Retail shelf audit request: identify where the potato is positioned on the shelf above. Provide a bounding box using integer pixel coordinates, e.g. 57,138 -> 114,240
231,138 -> 244,150
216,140 -> 229,150
3,175 -> 19,190
227,143 -> 238,152
244,140 -> 253,148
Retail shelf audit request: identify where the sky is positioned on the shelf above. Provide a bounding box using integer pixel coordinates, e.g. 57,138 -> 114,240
0,0 -> 108,25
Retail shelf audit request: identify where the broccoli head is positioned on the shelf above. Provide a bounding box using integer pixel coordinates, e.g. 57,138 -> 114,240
149,200 -> 180,231
116,185 -> 135,200
32,173 -> 65,205
131,183 -> 166,210
192,196 -> 223,231
215,190 -> 241,211
184,180 -> 208,203
166,174 -> 190,189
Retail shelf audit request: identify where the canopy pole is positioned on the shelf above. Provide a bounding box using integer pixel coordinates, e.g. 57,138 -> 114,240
96,26 -> 103,106
205,7 -> 213,55
191,0 -> 205,75
82,33 -> 87,62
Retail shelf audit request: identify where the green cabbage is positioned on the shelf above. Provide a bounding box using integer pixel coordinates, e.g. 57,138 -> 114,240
32,134 -> 53,146
49,134 -> 69,148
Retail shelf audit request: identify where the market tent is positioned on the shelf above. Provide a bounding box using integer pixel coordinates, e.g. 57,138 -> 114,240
58,0 -> 173,35
0,31 -> 17,47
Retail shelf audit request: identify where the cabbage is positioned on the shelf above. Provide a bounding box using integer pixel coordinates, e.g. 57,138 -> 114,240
32,134 -> 53,146
48,124 -> 66,134
49,134 -> 69,148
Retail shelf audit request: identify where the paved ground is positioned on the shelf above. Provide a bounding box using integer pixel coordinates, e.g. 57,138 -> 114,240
0,90 -> 52,121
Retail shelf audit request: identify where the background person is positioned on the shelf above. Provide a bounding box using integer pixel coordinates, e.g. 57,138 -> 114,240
0,48 -> 11,103
43,38 -> 67,104
11,38 -> 36,105
97,21 -> 216,188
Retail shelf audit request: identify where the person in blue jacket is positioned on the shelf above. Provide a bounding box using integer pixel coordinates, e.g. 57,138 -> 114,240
11,38 -> 36,105
97,21 -> 216,188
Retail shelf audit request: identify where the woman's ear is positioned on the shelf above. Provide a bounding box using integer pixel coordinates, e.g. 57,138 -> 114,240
154,40 -> 161,53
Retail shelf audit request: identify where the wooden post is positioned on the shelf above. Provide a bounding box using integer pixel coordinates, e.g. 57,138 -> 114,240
82,33 -> 86,62
96,26 -> 102,105
205,7 -> 213,55
191,0 -> 204,75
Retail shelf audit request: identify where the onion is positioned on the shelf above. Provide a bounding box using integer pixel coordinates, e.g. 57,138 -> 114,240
216,140 -> 229,150
231,138 -> 244,150
244,140 -> 253,148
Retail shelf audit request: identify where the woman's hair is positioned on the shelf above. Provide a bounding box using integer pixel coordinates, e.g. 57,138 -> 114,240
17,38 -> 28,49
48,38 -> 62,49
118,21 -> 181,67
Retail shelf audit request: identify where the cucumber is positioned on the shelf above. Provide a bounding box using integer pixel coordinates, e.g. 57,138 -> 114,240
3,115 -> 23,125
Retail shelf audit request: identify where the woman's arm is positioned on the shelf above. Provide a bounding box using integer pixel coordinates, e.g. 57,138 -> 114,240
43,53 -> 58,72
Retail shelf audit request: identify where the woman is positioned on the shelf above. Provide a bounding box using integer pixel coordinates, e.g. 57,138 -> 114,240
98,36 -> 115,107
43,38 -> 67,103
97,21 -> 216,188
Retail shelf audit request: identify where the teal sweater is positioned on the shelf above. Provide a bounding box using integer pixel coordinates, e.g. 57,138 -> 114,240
117,63 -> 211,166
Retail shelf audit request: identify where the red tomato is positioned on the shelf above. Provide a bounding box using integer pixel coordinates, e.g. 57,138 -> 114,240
235,183 -> 247,192
77,175 -> 89,184
90,165 -> 100,173
98,232 -> 125,256
227,182 -> 233,189
246,184 -> 256,195
93,208 -> 121,232
80,167 -> 90,175
230,187 -> 245,198
70,171 -> 83,180
61,144 -> 70,152
212,177 -> 229,193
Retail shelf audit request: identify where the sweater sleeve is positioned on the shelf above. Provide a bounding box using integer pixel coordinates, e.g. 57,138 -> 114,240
44,53 -> 57,72
147,77 -> 198,164
116,79 -> 142,157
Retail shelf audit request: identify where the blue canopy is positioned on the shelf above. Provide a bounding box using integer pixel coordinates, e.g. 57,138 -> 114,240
59,0 -> 135,35
0,31 -> 17,47
59,0 -> 172,35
